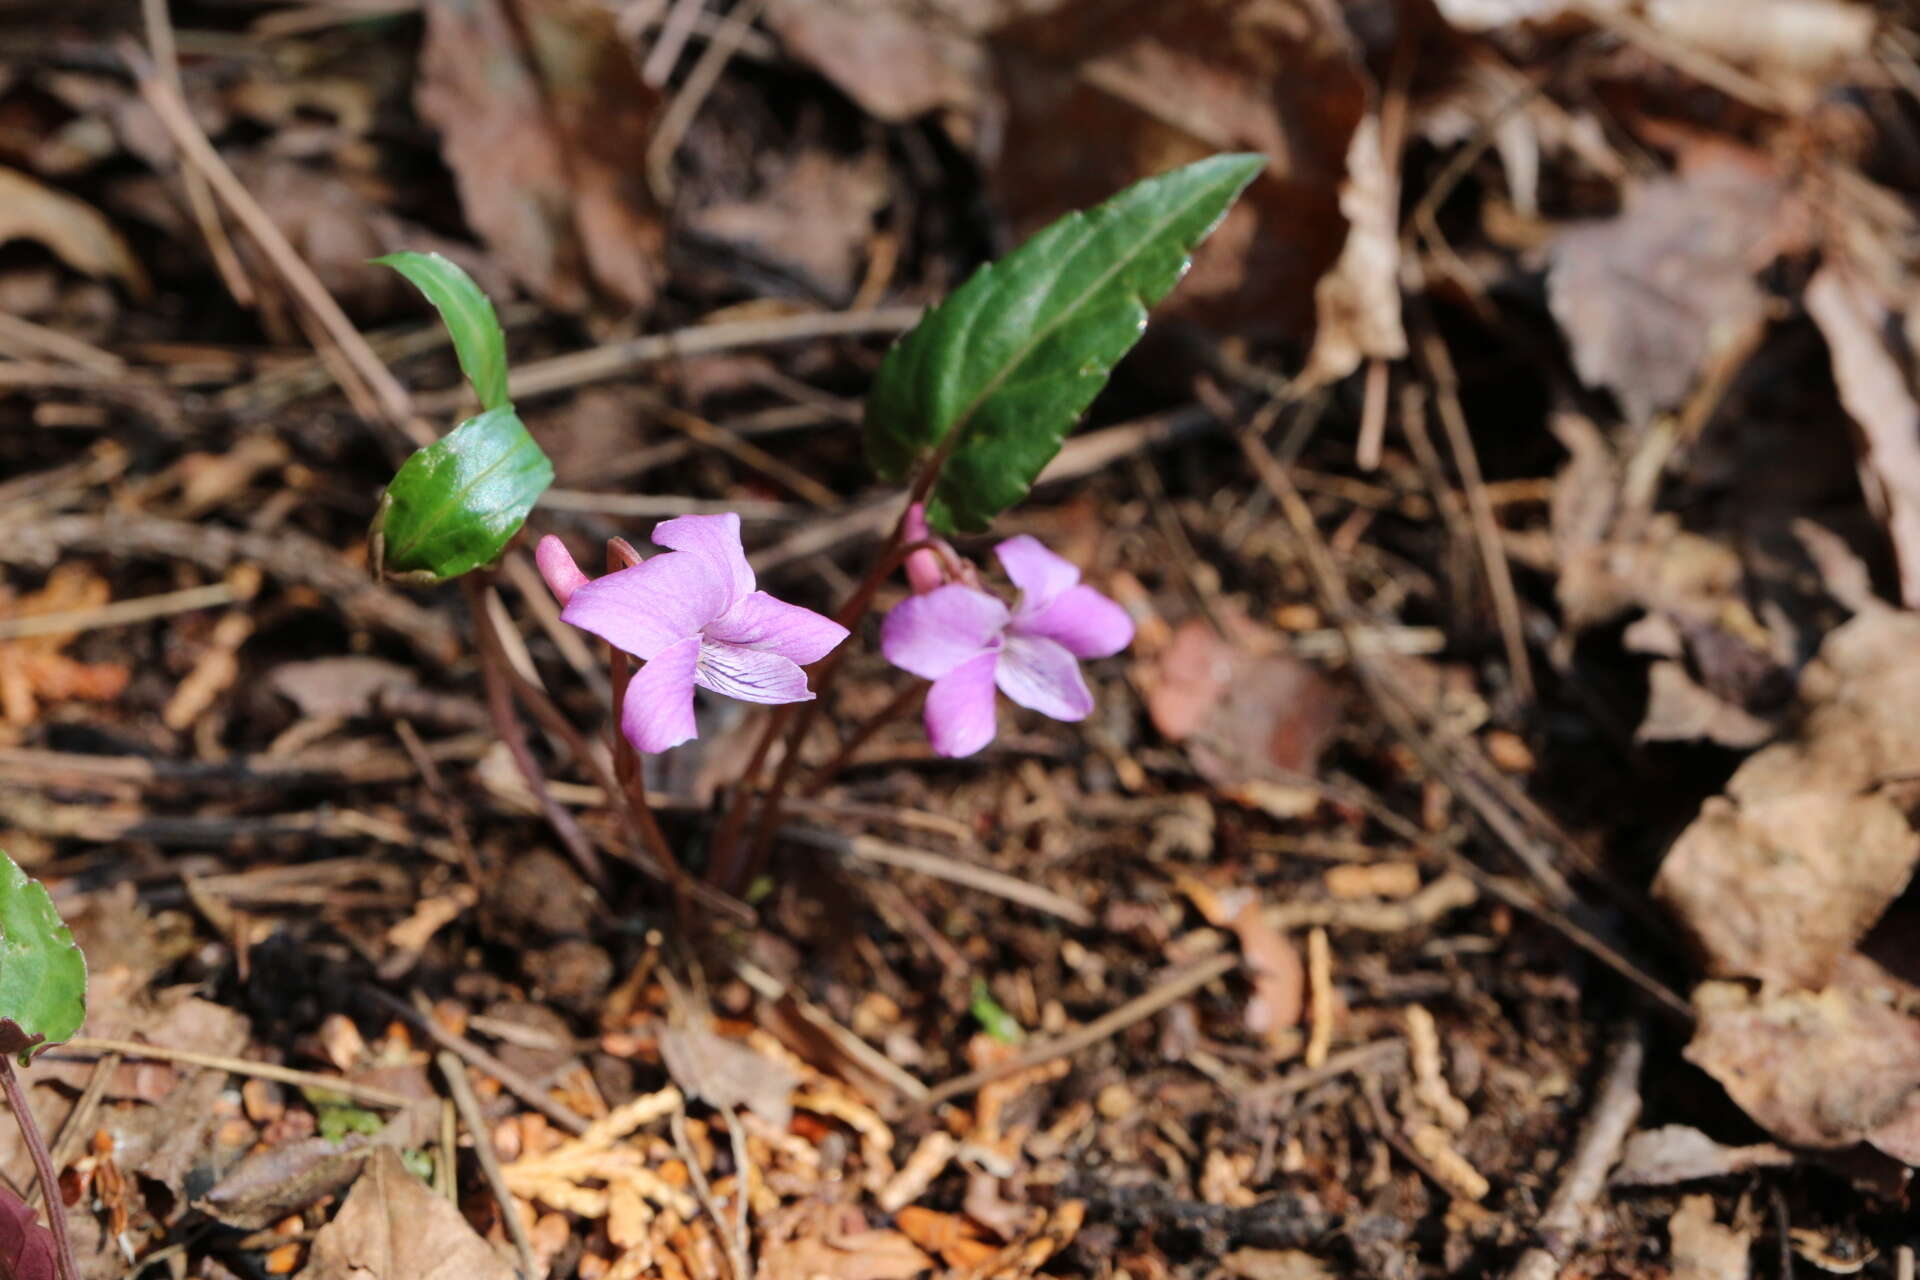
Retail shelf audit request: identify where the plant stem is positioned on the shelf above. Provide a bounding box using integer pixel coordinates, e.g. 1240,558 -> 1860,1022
0,1056 -> 80,1280
709,459 -> 947,891
603,540 -> 695,927
464,575 -> 610,893
801,681 -> 924,798
728,534 -> 915,890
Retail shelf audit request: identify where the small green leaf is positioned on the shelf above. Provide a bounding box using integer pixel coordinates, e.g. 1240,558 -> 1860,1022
0,850 -> 85,1066
865,153 -> 1263,532
372,251 -> 511,411
373,406 -> 554,583
970,978 -> 1024,1045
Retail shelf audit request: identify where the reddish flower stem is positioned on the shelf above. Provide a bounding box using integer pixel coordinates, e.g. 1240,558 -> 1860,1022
705,523 -> 916,891
801,681 -> 924,799
464,575 -> 610,894
0,1056 -> 80,1280
602,540 -> 696,926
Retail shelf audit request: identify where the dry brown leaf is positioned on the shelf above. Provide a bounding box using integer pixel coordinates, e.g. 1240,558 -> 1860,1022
657,1024 -> 800,1130
894,1205 -> 998,1270
300,1146 -> 515,1280
986,0 -> 1366,340
1685,983 -> 1920,1164
1807,263 -> 1920,605
268,657 -> 419,721
761,1205 -> 935,1280
416,0 -> 663,311
1655,609 -> 1920,987
1221,1249 -> 1338,1280
1298,113 -> 1406,387
1182,879 -> 1303,1042
1142,620 -> 1342,811
1548,158 -> 1781,426
1668,1194 -> 1752,1280
1637,660 -> 1776,748
0,166 -> 150,298
690,151 -> 890,299
764,0 -> 991,122
1610,1125 -> 1793,1187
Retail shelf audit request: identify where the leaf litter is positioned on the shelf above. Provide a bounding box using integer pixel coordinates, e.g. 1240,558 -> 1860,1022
10,0 -> 1920,1276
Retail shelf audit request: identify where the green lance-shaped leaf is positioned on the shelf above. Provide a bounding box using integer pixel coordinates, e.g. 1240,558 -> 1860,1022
0,850 -> 86,1067
373,406 -> 555,583
372,251 -> 511,411
864,152 -> 1264,532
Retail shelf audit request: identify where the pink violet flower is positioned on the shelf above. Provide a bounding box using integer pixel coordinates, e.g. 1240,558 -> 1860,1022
881,535 -> 1134,758
537,515 -> 848,754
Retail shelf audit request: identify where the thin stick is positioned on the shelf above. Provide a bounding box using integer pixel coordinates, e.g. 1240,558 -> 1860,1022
364,989 -> 590,1136
646,0 -> 771,200
923,950 -> 1237,1106
418,307 -> 922,414
726,531 -> 915,888
0,1058 -> 81,1280
634,388 -> 837,508
36,1053 -> 115,1210
1507,1022 -> 1644,1280
464,575 -> 610,893
0,581 -> 238,641
783,827 -> 1093,927
437,1050 -> 538,1280
52,1039 -> 415,1107
1413,323 -> 1534,703
121,43 -> 429,447
140,0 -> 256,307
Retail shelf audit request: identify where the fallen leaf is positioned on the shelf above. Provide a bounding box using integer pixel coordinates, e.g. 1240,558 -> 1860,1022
200,1136 -> 375,1230
1298,112 -> 1405,387
656,1024 -> 799,1130
416,0 -> 663,311
1685,982 -> 1920,1164
986,0 -> 1367,340
301,1146 -> 515,1280
690,151 -> 891,300
764,0 -> 990,122
1143,619 -> 1343,808
1807,262 -> 1920,606
1637,659 -> 1776,747
1221,1249 -> 1337,1280
1182,880 -> 1303,1043
894,1205 -> 998,1270
0,166 -> 150,298
1655,609 -> 1920,987
1668,1194 -> 1752,1280
762,1204 -> 936,1280
1611,1125 -> 1794,1187
1548,158 -> 1781,425
268,657 -> 419,721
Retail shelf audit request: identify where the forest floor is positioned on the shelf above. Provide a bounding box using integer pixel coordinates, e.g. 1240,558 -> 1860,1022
1,1 -> 1918,1278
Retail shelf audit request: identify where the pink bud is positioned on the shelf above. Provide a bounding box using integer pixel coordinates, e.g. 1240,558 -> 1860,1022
535,535 -> 591,605
903,503 -> 949,595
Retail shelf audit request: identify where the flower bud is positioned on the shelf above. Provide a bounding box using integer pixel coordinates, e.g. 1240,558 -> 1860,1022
535,535 -> 591,605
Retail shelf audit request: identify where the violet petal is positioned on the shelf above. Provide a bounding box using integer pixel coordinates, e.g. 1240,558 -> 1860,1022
705,592 -> 848,666
924,651 -> 1001,757
995,632 -> 1093,721
694,640 -> 815,705
995,535 -> 1080,617
880,584 -> 1009,681
561,551 -> 730,660
1016,584 -> 1134,659
620,634 -> 701,753
650,512 -> 754,610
